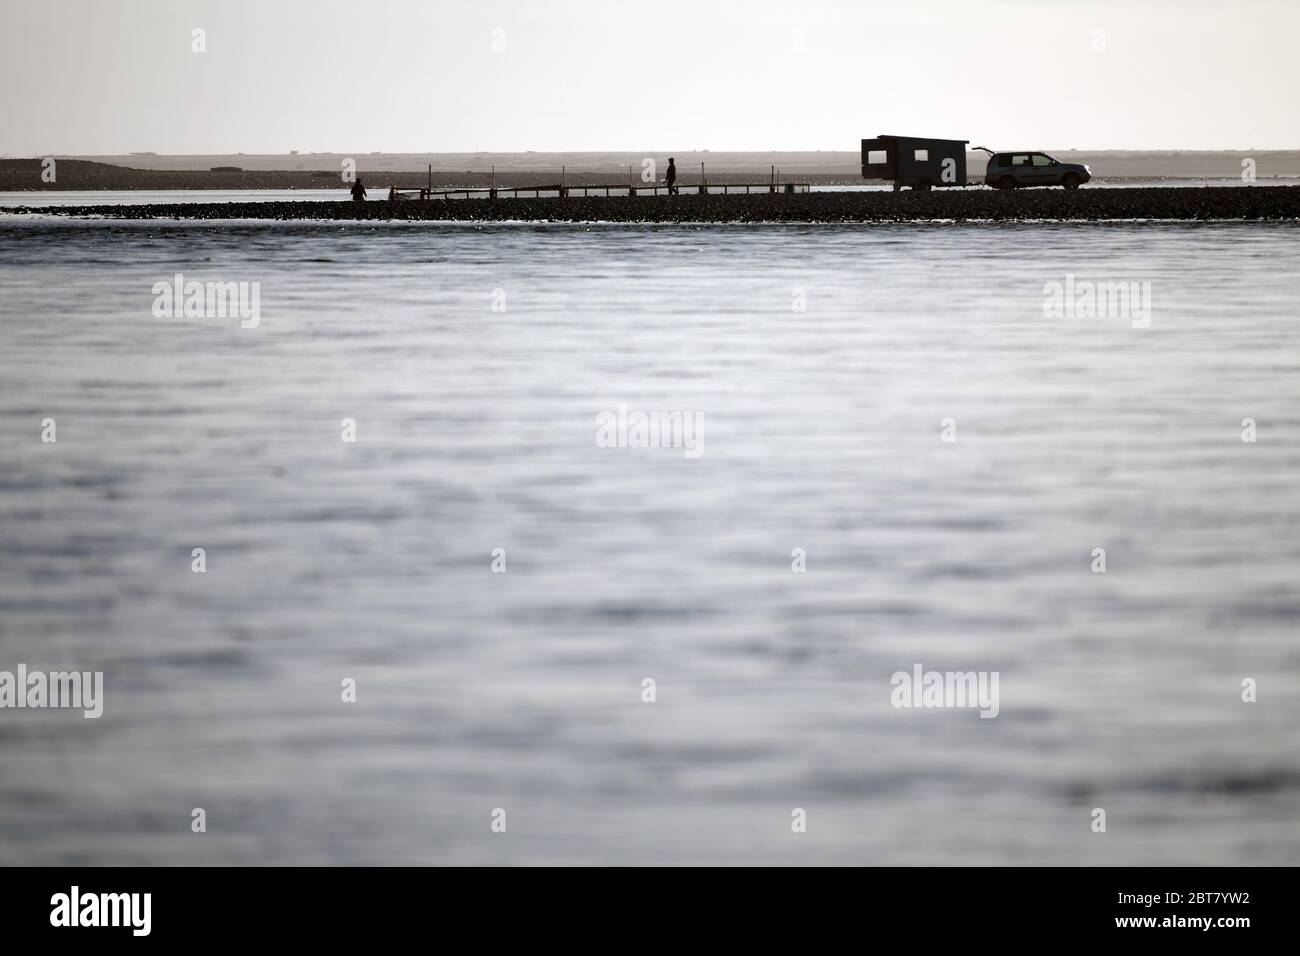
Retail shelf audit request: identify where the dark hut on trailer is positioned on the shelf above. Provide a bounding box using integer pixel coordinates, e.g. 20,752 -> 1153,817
861,135 -> 969,191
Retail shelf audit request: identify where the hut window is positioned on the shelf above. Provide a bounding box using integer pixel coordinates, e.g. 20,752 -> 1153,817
914,149 -> 929,161
867,150 -> 887,165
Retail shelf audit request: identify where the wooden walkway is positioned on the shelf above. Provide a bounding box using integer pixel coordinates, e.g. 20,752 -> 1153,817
392,182 -> 812,200
383,163 -> 812,200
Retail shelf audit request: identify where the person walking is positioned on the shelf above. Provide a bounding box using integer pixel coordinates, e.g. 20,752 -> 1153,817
666,157 -> 677,195
351,178 -> 367,202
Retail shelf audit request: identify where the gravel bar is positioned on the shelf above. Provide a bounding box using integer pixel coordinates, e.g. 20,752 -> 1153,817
7,185 -> 1300,222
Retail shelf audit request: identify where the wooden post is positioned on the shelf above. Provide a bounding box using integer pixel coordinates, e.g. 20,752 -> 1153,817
428,163 -> 432,196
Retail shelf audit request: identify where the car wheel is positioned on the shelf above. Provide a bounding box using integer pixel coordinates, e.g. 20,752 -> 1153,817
998,176 -> 1017,190
1061,173 -> 1080,190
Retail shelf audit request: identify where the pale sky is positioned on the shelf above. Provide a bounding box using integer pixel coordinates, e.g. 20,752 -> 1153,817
2,0 -> 1296,155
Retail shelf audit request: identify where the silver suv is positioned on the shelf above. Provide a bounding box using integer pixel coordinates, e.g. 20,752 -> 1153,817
986,152 -> 1091,190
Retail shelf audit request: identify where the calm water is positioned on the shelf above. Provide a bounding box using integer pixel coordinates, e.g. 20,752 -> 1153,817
0,188 -> 357,207
1,218 -> 1298,865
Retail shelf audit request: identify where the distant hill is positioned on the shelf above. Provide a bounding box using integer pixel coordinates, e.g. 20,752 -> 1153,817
4,151 -> 1298,190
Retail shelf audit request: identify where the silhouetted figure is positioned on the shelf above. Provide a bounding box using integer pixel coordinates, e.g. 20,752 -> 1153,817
666,158 -> 677,195
351,178 -> 367,202
388,185 -> 398,201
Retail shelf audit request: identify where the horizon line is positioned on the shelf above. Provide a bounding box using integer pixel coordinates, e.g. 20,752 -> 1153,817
8,146 -> 1300,158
